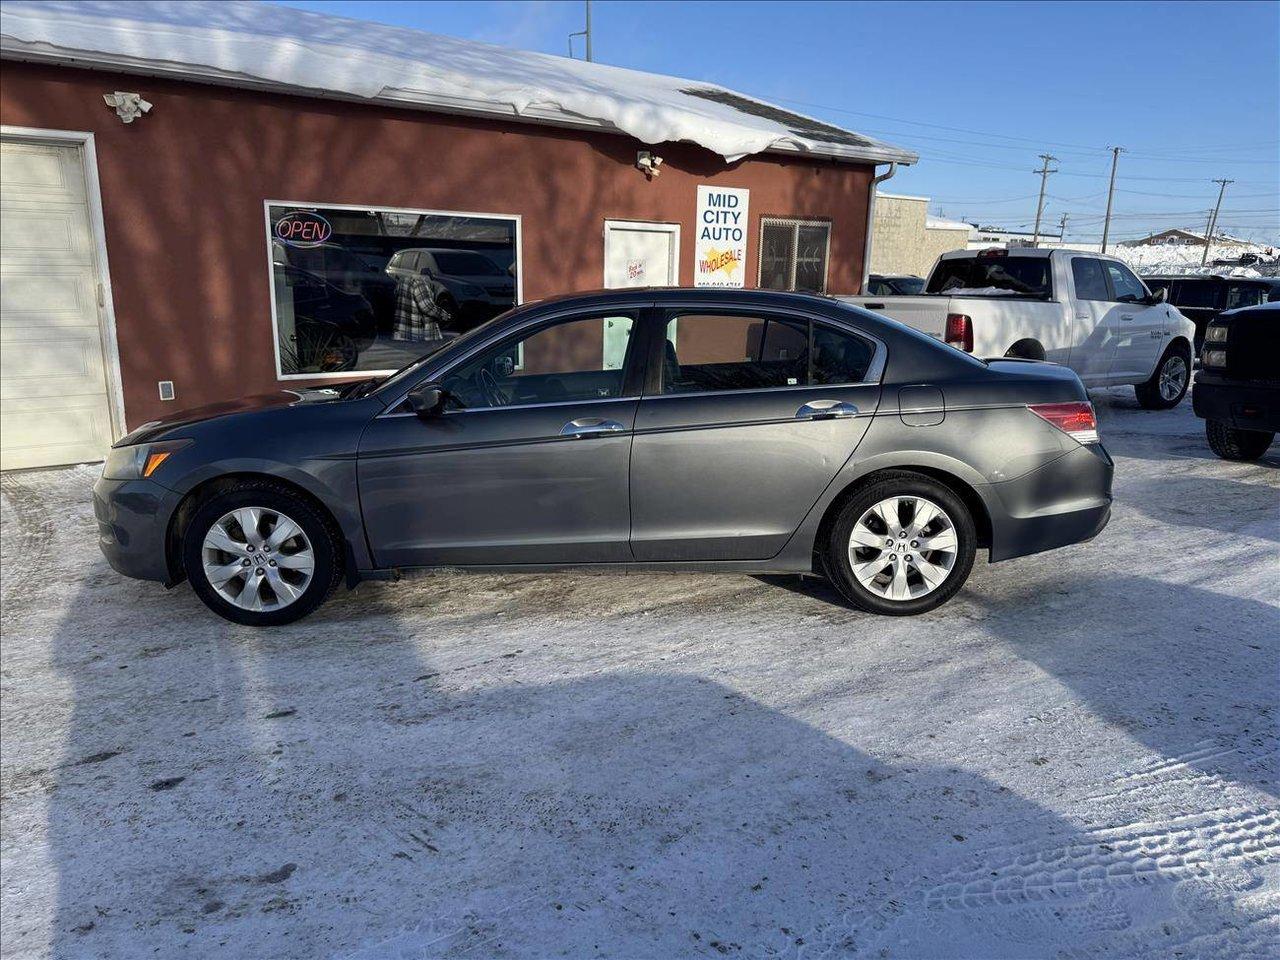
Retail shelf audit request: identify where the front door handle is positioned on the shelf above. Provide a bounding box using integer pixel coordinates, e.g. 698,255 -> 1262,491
1120,314 -> 1135,321
560,418 -> 626,438
795,400 -> 859,420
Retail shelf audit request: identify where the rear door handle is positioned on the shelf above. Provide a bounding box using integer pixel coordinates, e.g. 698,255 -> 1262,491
795,400 -> 859,420
560,418 -> 626,438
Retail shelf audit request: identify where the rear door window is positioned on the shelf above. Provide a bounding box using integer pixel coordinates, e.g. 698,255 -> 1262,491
661,314 -> 874,394
926,256 -> 1052,297
1071,258 -> 1110,301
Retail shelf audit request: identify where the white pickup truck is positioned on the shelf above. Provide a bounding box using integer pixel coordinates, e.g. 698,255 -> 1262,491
843,247 -> 1197,409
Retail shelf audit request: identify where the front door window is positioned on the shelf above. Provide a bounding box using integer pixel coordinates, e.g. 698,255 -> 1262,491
441,314 -> 635,409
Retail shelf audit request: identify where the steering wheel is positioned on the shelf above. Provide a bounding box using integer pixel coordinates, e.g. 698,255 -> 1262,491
476,367 -> 510,407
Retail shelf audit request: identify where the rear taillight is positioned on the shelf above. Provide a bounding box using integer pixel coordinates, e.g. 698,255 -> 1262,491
1028,401 -> 1099,444
945,313 -> 973,352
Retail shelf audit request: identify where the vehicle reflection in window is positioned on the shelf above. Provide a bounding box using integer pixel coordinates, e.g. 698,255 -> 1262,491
269,205 -> 519,377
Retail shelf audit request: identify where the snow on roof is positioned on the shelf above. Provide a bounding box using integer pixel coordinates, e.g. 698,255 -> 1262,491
0,0 -> 918,166
925,215 -> 972,231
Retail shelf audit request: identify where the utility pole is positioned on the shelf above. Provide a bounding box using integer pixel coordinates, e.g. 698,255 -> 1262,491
568,0 -> 593,61
1201,178 -> 1233,266
1100,146 -> 1123,254
1031,154 -> 1058,246
1058,212 -> 1069,245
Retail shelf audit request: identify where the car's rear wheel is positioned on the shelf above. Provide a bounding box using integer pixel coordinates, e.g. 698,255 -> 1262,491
1205,420 -> 1274,461
1135,344 -> 1191,410
825,473 -> 976,616
183,483 -> 342,625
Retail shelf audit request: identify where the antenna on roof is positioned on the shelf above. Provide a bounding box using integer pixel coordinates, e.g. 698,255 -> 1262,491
568,0 -> 593,61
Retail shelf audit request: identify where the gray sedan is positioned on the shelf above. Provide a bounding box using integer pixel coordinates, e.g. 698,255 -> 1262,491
94,289 -> 1113,624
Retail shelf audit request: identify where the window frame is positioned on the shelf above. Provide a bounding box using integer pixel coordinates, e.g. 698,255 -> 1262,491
644,307 -> 883,398
756,216 -> 833,294
1070,256 -> 1111,303
263,199 -> 523,382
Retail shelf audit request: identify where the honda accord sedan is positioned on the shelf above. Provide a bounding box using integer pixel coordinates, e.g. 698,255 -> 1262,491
95,288 -> 1113,625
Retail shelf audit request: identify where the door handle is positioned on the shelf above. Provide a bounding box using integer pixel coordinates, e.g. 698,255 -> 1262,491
560,418 -> 626,438
1120,314 -> 1135,321
795,400 -> 859,420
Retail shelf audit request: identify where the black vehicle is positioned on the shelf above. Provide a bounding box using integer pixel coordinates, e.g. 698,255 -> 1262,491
94,289 -> 1113,626
1193,301 -> 1279,461
1142,275 -> 1278,355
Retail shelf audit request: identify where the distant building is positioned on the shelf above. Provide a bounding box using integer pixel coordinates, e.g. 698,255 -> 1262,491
870,194 -> 972,277
967,225 -> 1063,248
1123,228 -> 1251,247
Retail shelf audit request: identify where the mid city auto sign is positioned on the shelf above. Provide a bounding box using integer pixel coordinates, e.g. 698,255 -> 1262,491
694,185 -> 749,287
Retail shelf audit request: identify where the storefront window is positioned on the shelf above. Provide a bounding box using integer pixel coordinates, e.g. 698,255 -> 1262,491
267,203 -> 520,377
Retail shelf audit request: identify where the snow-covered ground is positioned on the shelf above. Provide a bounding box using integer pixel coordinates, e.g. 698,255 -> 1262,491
1,390 -> 1277,960
1112,241 -> 1278,278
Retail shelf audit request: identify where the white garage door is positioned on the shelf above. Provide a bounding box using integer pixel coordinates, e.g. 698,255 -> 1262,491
1,138 -> 116,470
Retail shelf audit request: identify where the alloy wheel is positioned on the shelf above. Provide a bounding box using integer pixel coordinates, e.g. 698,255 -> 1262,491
1159,354 -> 1188,401
201,506 -> 315,611
847,496 -> 958,602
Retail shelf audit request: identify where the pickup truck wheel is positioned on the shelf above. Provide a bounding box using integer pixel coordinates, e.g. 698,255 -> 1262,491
1135,344 -> 1191,410
1205,420 -> 1274,461
825,472 -> 976,616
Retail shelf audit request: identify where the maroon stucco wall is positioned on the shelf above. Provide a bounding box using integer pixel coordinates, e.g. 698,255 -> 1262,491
0,62 -> 873,426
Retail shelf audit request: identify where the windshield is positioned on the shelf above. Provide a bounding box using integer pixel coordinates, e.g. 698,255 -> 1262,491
432,252 -> 504,276
927,256 -> 1052,298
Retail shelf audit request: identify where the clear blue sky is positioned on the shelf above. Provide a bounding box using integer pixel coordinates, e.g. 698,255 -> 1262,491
271,0 -> 1279,242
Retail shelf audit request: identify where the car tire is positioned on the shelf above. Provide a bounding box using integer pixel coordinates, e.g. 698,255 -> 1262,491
825,472 -> 977,616
182,482 -> 343,626
1205,420 -> 1274,461
1135,344 -> 1191,410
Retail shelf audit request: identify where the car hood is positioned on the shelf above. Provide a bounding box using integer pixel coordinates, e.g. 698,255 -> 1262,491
116,388 -> 344,446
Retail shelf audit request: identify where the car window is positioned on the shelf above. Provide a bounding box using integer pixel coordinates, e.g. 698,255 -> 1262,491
1104,262 -> 1148,303
1071,258 -> 1110,301
1170,279 -> 1219,309
926,256 -> 1051,297
441,314 -> 635,409
661,314 -> 873,394
868,279 -> 892,296
1225,284 -> 1265,310
431,251 -> 504,276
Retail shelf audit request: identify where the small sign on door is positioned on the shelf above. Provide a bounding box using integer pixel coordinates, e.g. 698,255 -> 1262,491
626,259 -> 646,281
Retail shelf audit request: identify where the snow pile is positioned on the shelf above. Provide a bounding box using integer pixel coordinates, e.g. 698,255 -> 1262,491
1113,241 -> 1279,278
0,0 -> 915,165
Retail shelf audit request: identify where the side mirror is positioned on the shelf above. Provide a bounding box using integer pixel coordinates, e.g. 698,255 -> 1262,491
1147,287 -> 1168,305
406,382 -> 450,418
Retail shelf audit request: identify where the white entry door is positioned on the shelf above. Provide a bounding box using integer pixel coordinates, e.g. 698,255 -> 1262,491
1,138 -> 116,470
602,220 -> 679,368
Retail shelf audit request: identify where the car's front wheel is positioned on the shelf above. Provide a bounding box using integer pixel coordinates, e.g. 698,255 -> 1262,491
1205,420 -> 1274,461
825,472 -> 977,616
1135,344 -> 1191,410
183,482 -> 343,625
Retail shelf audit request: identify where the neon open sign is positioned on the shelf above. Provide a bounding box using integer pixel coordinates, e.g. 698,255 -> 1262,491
275,211 -> 332,247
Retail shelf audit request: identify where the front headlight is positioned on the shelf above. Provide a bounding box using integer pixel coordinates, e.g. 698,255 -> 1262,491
1204,324 -> 1229,343
1201,348 -> 1228,369
102,439 -> 192,480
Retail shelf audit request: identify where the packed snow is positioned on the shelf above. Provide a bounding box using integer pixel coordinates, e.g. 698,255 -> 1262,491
2,389 -> 1277,959
1113,241 -> 1279,278
0,1 -> 915,165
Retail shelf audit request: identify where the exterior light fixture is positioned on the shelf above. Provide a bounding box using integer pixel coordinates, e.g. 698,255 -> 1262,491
636,151 -> 663,180
103,91 -> 152,124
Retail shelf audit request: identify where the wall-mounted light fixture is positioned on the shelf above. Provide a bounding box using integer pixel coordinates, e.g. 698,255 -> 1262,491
636,151 -> 663,181
103,91 -> 152,124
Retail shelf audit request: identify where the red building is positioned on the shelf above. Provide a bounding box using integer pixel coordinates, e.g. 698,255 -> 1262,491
0,1 -> 914,469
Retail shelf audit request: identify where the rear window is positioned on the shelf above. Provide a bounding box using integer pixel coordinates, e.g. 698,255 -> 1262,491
1172,279 -> 1220,309
926,256 -> 1052,298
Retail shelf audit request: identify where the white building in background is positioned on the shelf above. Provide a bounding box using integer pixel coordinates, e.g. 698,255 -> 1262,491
870,194 -> 973,277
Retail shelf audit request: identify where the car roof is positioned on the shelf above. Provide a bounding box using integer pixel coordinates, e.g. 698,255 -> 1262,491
515,287 -> 844,312
1223,301 -> 1280,317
